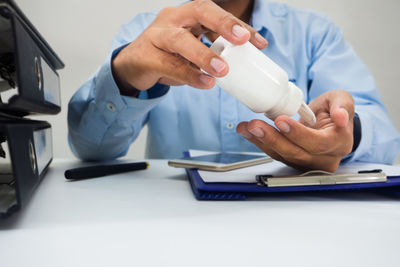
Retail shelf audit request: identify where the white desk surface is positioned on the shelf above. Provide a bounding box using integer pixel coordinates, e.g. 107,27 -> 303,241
1,159 -> 400,267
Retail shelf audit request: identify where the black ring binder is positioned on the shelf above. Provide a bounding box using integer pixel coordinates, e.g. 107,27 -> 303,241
0,0 -> 64,116
0,0 -> 64,218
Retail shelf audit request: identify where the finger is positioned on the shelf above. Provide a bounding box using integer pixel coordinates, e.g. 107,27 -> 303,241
236,122 -> 284,162
328,90 -> 354,127
151,27 -> 228,77
242,120 -> 314,165
274,115 -> 351,155
241,24 -> 269,50
180,0 -> 268,48
331,106 -> 349,128
154,51 -> 215,89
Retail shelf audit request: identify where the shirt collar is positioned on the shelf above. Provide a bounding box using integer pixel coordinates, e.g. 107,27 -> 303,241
251,0 -> 288,36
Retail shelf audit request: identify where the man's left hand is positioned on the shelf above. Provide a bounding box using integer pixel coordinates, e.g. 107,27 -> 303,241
237,90 -> 355,172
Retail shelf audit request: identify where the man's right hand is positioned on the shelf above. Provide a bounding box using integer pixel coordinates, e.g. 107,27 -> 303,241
111,0 -> 268,95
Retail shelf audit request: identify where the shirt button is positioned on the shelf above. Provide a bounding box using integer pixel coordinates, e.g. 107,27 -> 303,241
226,122 -> 235,130
106,102 -> 116,112
271,5 -> 288,17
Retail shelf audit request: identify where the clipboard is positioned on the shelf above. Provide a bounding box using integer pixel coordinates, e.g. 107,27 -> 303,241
182,152 -> 400,200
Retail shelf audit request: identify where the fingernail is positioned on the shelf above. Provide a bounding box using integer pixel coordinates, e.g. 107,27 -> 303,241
249,127 -> 264,138
199,74 -> 214,85
239,130 -> 252,139
276,121 -> 290,133
339,107 -> 348,116
210,57 -> 227,73
255,32 -> 268,45
232,24 -> 250,39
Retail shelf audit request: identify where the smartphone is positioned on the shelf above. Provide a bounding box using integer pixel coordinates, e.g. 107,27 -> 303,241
168,152 -> 272,172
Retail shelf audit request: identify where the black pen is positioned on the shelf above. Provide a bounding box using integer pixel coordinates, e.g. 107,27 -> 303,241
64,162 -> 149,180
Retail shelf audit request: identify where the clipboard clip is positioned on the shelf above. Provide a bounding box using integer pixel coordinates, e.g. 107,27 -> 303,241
256,169 -> 387,187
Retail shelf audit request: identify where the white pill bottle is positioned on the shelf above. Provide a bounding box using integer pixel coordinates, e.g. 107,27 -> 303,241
210,36 -> 316,126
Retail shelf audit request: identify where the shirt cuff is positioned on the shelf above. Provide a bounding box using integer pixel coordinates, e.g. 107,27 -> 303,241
342,108 -> 373,163
92,46 -> 170,125
138,83 -> 170,99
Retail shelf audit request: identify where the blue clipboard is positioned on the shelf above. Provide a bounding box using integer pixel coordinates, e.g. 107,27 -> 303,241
183,152 -> 400,200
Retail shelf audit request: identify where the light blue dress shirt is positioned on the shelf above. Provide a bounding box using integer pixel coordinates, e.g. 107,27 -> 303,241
68,0 -> 400,163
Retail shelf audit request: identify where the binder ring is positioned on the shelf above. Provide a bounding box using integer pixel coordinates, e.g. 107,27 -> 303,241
34,57 -> 42,90
29,139 -> 37,174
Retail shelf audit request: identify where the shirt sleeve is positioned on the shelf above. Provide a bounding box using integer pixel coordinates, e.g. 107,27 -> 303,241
67,12 -> 169,161
307,16 -> 400,164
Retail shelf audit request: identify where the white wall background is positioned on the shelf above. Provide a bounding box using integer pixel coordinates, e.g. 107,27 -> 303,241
15,0 -> 400,160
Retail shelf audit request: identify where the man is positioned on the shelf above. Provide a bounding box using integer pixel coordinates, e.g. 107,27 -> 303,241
68,0 -> 400,172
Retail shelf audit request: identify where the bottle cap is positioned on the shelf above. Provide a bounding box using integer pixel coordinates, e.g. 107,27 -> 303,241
298,102 -> 316,126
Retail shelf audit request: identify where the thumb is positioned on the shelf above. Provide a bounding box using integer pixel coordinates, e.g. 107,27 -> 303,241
331,106 -> 349,128
328,90 -> 354,128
